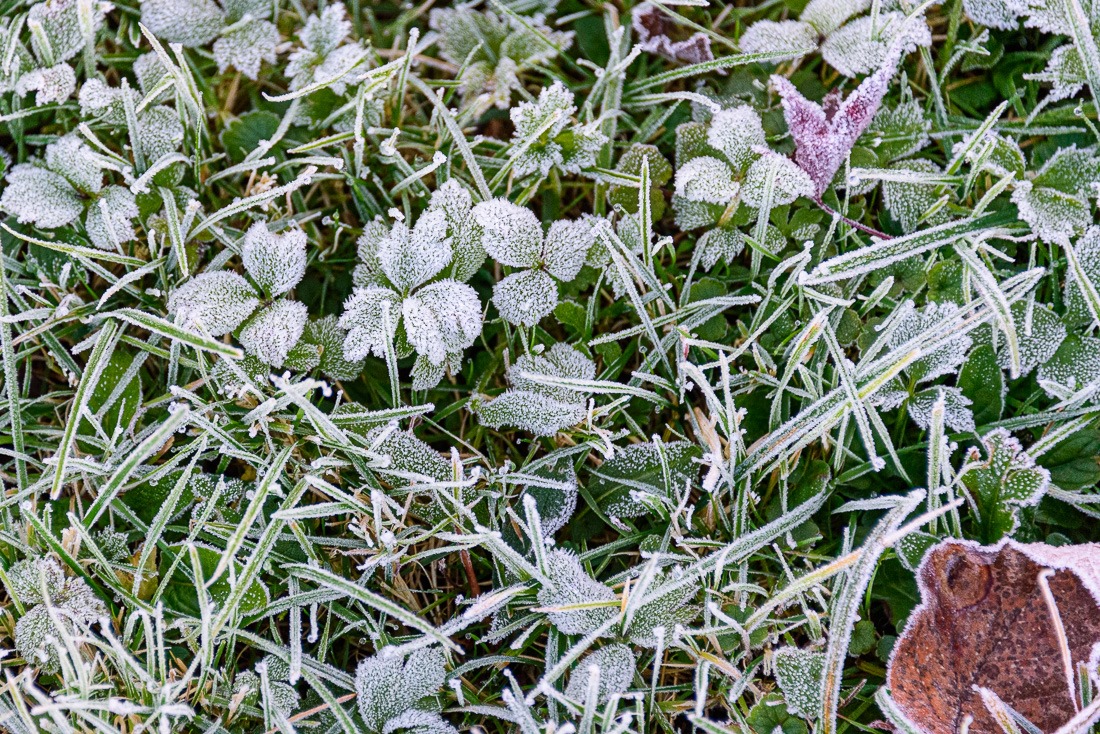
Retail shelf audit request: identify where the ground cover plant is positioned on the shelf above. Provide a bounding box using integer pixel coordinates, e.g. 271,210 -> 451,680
2,0 -> 1100,731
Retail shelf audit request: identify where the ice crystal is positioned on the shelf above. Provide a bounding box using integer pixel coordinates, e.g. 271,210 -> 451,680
708,106 -> 767,171
959,429 -> 1050,541
537,548 -> 617,635
881,160 -> 947,233
627,572 -> 697,647
564,644 -> 636,703
1027,45 -> 1086,102
774,47 -> 902,196
240,224 -> 308,297
340,287 -> 402,360
996,302 -> 1066,375
355,646 -> 449,733
866,86 -> 932,162
1037,336 -> 1100,397
697,227 -> 745,270
28,0 -> 105,64
402,280 -> 483,367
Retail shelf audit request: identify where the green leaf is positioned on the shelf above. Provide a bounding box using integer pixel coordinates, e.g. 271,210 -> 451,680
958,344 -> 1004,426
1035,429 -> 1100,490
160,543 -> 270,616
589,440 -> 702,518
959,429 -> 1050,542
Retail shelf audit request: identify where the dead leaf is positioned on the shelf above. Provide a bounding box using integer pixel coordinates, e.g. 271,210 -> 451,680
886,539 -> 1100,734
632,3 -> 713,65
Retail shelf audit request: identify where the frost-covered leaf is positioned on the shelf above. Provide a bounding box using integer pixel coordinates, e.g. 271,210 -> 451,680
78,78 -> 137,125
632,2 -> 712,64
774,647 -> 825,719
995,302 -> 1066,375
1032,145 -> 1100,197
564,644 -> 635,703
908,387 -> 976,432
239,299 -> 308,368
774,46 -> 901,196
213,20 -> 278,79
383,710 -> 458,734
46,134 -> 102,194
739,19 -> 817,58
960,429 -> 1050,541
339,286 -> 401,361
85,185 -> 139,250
474,389 -> 587,435
882,160 -> 948,234
492,268 -> 558,327
402,280 -> 482,366
593,441 -> 702,518
140,0 -> 225,47
510,342 -> 596,402
800,0 -> 870,35
509,81 -> 573,177
741,152 -> 815,208
15,63 -> 75,105
865,86 -> 932,161
820,13 -> 932,79
472,199 -> 543,268
697,227 -> 744,270
1065,227 -> 1100,324
954,131 -> 1026,178
1036,335 -> 1100,397
537,548 -> 616,635
1026,44 -> 1086,102
168,270 -> 259,336
707,106 -> 766,172
674,156 -> 738,205
429,181 -> 485,282
241,223 -> 308,297
963,0 -> 1020,29
0,165 -> 82,229
378,210 -> 453,292
137,106 -> 185,162
299,2 -> 350,56
301,316 -> 364,381
543,219 -> 596,282
627,572 -> 698,647
7,558 -> 65,607
366,425 -> 451,483
355,646 -> 448,732
1010,181 -> 1090,244
891,302 -> 973,383
29,0 -> 104,64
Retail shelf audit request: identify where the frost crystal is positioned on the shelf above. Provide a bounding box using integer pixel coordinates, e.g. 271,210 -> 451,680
286,3 -> 362,93
882,160 -> 947,233
301,316 -> 365,381
565,644 -> 636,703
340,287 -> 402,360
538,548 -> 617,635
378,210 -> 453,292
996,302 -> 1066,375
1037,336 -> 1100,397
355,646 -> 450,733
964,0 -> 1020,29
509,81 -> 606,177
402,280 -> 483,367
1027,45 -> 1086,102
28,0 -> 105,64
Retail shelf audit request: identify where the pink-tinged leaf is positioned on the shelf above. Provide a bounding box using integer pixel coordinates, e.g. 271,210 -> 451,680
632,2 -> 714,65
773,44 -> 903,196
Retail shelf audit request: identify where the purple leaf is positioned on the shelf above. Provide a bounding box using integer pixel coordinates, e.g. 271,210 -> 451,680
632,2 -> 713,65
772,45 -> 903,197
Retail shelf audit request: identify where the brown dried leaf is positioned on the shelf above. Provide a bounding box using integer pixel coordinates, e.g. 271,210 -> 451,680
632,2 -> 713,65
887,539 -> 1100,734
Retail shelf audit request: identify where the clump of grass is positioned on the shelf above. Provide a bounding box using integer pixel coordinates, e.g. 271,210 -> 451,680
0,0 -> 1097,732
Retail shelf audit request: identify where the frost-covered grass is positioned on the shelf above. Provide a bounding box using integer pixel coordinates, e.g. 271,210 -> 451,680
0,0 -> 1099,732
